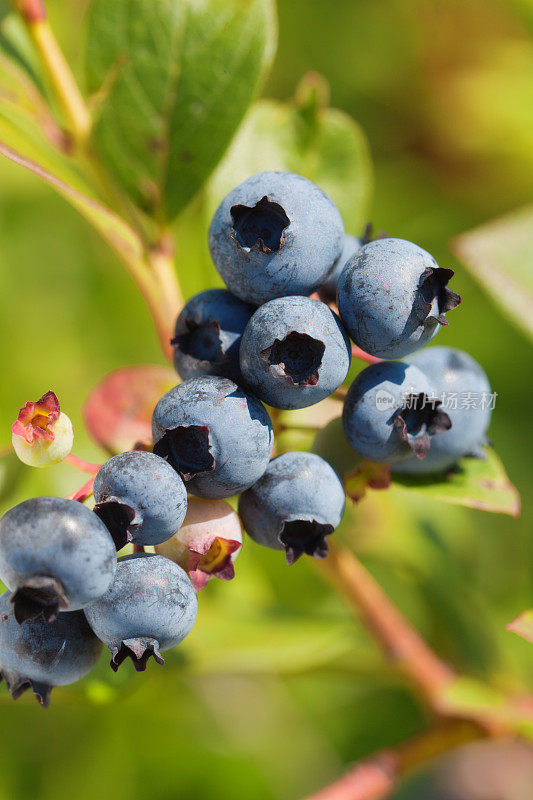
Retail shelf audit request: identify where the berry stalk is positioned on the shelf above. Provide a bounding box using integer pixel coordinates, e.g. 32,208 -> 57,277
301,720 -> 487,800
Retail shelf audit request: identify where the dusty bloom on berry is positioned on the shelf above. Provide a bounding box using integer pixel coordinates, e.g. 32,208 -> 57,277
11,391 -> 73,467
155,498 -> 242,590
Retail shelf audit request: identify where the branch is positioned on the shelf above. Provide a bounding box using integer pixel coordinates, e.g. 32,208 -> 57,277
13,0 -> 91,144
302,720 -> 486,800
316,543 -> 455,708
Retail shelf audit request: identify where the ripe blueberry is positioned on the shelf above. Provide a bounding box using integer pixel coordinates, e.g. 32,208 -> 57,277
393,346 -> 493,474
152,376 -> 274,498
84,553 -> 198,672
0,497 -> 117,623
238,451 -> 345,564
171,289 -> 254,382
0,591 -> 102,707
342,361 -> 452,463
239,296 -> 351,409
337,238 -> 461,358
209,171 -> 344,305
93,450 -> 187,549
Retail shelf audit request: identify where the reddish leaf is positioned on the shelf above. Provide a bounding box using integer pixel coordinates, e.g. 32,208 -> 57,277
84,365 -> 176,454
507,611 -> 533,645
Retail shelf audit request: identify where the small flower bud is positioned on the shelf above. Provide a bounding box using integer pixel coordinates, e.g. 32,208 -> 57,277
11,391 -> 73,468
155,498 -> 242,590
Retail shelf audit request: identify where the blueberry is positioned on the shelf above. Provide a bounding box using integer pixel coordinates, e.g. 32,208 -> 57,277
337,238 -> 461,358
393,347 -> 492,475
84,553 -> 198,672
0,591 -> 102,707
209,171 -> 344,305
238,451 -> 345,564
318,234 -> 362,303
93,450 -> 187,549
239,296 -> 351,410
152,376 -> 274,498
171,289 -> 254,382
342,361 -> 452,463
0,497 -> 117,624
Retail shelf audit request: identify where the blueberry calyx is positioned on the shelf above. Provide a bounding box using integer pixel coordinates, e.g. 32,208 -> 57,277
260,332 -> 325,386
154,424 -> 215,481
171,318 -> 224,364
110,637 -> 165,672
279,518 -> 334,565
230,196 -> 290,253
10,576 -> 69,624
0,669 -> 51,707
392,393 -> 452,459
418,267 -> 462,326
94,498 -> 140,551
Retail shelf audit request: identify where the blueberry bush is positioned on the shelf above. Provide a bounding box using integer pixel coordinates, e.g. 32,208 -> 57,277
0,2 -> 532,799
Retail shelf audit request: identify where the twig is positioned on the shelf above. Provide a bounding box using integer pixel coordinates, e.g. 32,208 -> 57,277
302,720 -> 486,800
13,0 -> 91,144
316,542 -> 455,708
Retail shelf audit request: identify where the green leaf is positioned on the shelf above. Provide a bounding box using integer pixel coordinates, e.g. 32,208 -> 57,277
507,610 -> 533,644
209,73 -> 373,231
452,205 -> 533,341
392,447 -> 520,518
438,677 -> 533,740
0,140 -> 144,263
84,0 -> 277,220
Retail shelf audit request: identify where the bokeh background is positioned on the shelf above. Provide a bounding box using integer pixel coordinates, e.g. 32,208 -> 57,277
0,1 -> 532,798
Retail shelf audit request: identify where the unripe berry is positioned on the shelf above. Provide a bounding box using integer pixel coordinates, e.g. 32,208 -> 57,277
11,391 -> 73,467
155,497 -> 242,590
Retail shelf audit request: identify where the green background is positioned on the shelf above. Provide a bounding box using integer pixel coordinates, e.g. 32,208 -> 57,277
0,1 -> 532,798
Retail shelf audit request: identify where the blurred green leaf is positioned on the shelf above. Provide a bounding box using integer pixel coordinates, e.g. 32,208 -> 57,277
0,449 -> 24,507
393,447 -> 520,517
209,73 -> 373,230
84,0 -> 276,221
187,612 -> 361,675
0,140 -> 144,262
507,610 -> 533,644
438,676 -> 533,740
84,364 -> 176,453
453,205 -> 533,341
0,10 -> 45,90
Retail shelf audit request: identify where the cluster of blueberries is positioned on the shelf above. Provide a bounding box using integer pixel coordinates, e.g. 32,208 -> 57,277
0,171 -> 493,707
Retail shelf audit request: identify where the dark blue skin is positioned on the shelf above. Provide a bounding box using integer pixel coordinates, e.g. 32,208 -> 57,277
172,289 -> 255,382
209,171 -> 344,305
84,553 -> 198,672
238,451 -> 345,564
318,234 -> 362,303
239,296 -> 351,410
337,238 -> 461,358
342,361 -> 452,463
0,497 -> 117,624
152,376 -> 274,499
93,450 -> 188,549
393,347 -> 492,475
0,591 -> 102,707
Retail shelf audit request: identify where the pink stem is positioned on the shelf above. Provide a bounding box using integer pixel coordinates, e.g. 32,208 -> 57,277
65,453 -> 101,473
66,475 -> 95,503
351,345 -> 382,365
